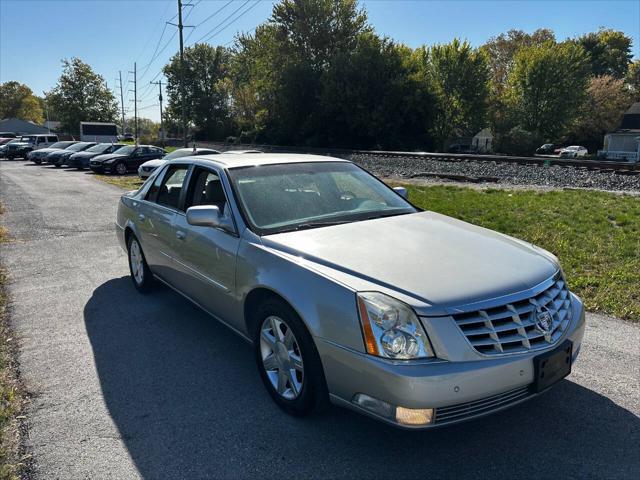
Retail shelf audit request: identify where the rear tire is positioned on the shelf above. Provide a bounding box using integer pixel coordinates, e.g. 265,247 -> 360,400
253,298 -> 330,416
127,235 -> 155,293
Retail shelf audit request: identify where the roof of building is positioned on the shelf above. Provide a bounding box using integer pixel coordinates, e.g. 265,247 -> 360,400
0,118 -> 50,134
620,102 -> 640,130
182,153 -> 349,169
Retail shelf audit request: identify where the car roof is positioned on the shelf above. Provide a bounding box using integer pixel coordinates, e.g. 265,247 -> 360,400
179,153 -> 350,169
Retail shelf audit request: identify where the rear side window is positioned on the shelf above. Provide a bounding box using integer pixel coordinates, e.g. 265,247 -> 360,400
48,136 -> 57,142
147,165 -> 189,211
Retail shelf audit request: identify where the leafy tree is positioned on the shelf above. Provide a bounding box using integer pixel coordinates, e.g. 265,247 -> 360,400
164,44 -> 233,140
47,58 -> 118,135
576,29 -> 633,78
424,39 -> 490,148
0,81 -> 44,123
509,41 -> 590,140
319,33 -> 435,149
482,29 -> 555,88
568,75 -> 633,151
626,59 -> 640,101
232,0 -> 370,144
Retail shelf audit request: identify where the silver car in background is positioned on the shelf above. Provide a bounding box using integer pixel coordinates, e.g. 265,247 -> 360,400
138,147 -> 221,178
115,153 -> 585,429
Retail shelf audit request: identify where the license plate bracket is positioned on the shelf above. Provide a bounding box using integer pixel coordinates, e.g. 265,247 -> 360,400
531,340 -> 573,393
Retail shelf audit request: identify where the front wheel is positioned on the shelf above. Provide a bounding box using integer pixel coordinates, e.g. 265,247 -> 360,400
253,298 -> 329,416
127,235 -> 154,293
115,162 -> 127,175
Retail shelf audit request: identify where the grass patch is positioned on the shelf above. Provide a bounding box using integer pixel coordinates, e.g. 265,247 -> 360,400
404,185 -> 640,321
0,203 -> 26,479
94,174 -> 144,191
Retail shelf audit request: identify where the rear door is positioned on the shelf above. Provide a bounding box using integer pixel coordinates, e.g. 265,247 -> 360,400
170,166 -> 241,323
136,164 -> 190,282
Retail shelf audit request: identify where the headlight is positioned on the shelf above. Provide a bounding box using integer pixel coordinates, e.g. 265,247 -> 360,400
357,292 -> 434,359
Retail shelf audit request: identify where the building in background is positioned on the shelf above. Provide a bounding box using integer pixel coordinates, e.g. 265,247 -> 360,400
472,128 -> 493,153
0,118 -> 50,134
598,102 -> 640,163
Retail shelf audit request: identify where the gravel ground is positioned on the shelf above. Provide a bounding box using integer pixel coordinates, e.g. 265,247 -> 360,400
349,154 -> 640,192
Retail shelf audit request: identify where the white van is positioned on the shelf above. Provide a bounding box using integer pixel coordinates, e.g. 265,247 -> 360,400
20,134 -> 59,149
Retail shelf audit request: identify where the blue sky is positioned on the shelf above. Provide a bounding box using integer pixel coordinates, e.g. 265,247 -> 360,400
1,0 -> 639,121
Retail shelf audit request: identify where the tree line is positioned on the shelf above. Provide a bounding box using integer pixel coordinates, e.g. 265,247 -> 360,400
2,0 -> 638,154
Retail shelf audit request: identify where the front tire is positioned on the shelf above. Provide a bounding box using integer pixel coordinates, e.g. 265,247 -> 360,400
127,235 -> 154,293
253,298 -> 329,416
115,162 -> 127,175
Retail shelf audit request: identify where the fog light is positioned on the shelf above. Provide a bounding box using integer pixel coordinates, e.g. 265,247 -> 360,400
395,406 -> 434,426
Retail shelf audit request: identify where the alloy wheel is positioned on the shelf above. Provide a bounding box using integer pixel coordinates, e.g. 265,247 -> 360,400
115,163 -> 127,175
129,239 -> 144,285
260,316 -> 304,400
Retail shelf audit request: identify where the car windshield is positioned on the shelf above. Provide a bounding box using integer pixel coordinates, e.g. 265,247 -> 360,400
86,143 -> 114,153
228,161 -> 417,235
66,142 -> 91,151
163,149 -> 193,160
113,145 -> 135,155
50,141 -> 73,149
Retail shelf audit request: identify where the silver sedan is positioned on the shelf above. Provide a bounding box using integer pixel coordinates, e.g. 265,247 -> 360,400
115,153 -> 585,428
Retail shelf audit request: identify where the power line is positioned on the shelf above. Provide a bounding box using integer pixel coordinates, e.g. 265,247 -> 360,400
190,0 -> 252,46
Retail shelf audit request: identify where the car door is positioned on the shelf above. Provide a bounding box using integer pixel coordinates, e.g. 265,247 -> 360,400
136,164 -> 190,282
170,166 -> 241,323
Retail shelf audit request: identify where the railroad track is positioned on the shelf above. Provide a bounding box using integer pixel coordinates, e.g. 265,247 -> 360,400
201,141 -> 640,175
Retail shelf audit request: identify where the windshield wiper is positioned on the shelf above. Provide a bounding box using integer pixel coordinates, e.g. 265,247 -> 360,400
278,220 -> 352,233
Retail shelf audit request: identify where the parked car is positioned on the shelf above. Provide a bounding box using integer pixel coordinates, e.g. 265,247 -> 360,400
67,143 -> 127,170
4,134 -> 59,159
123,133 -> 135,141
46,142 -> 97,167
138,147 -> 220,178
0,137 -> 16,146
90,145 -> 166,175
559,146 -> 588,158
0,138 -> 23,158
116,153 -> 585,428
535,143 -> 555,155
27,141 -> 79,164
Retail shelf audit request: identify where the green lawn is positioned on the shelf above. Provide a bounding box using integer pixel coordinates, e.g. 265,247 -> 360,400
404,185 -> 640,321
94,174 -> 145,191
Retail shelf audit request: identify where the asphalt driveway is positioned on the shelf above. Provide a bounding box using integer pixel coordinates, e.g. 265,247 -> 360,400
0,161 -> 639,479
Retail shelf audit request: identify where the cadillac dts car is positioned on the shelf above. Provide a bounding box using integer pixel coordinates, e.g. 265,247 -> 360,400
115,153 -> 585,428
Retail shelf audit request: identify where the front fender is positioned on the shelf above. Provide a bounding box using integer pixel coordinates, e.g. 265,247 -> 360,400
236,238 -> 365,353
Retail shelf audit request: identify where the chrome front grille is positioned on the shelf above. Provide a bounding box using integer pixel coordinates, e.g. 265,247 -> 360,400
452,274 -> 572,356
434,386 -> 531,424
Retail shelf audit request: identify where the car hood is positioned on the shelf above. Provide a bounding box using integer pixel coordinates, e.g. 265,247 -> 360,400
91,153 -> 126,163
33,147 -> 61,155
260,211 -> 558,312
70,151 -> 98,159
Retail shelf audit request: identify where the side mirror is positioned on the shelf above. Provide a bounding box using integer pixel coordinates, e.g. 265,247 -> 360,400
393,186 -> 408,199
186,205 -> 223,228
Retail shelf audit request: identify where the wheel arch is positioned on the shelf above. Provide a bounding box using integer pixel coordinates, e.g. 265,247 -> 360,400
243,287 -> 307,340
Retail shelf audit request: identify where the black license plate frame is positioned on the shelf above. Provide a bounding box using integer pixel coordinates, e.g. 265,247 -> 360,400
531,340 -> 573,393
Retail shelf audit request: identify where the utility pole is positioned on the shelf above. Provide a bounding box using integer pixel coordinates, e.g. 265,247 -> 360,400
42,91 -> 50,133
129,62 -> 138,143
118,71 -> 126,138
177,0 -> 187,147
150,80 -> 165,148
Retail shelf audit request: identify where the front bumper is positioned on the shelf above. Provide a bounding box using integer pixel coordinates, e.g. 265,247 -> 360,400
318,293 -> 586,429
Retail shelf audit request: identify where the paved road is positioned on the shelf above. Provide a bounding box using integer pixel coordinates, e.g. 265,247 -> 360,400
1,160 -> 639,479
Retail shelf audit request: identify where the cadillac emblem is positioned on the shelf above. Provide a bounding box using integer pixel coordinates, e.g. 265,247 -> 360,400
535,307 -> 553,333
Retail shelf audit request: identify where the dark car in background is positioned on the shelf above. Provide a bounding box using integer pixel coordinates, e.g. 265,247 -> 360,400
46,142 -> 97,167
89,145 -> 166,175
137,147 -> 220,178
28,141 -> 79,164
67,143 -> 127,170
535,143 -> 555,155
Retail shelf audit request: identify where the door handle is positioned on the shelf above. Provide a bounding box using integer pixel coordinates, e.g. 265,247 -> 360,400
176,230 -> 186,240
138,214 -> 145,221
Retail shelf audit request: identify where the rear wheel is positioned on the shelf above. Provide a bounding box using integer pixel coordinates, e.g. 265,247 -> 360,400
253,298 -> 329,416
115,162 -> 127,175
127,235 -> 154,293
